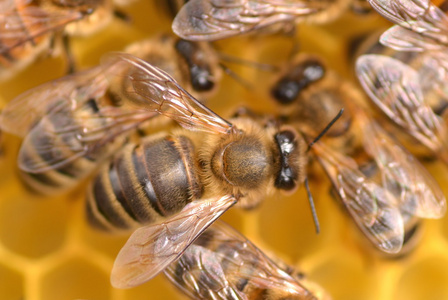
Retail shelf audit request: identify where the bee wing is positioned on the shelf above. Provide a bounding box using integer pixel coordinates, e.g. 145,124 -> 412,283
360,118 -> 447,219
0,0 -> 15,13
164,220 -> 313,300
356,54 -> 448,154
1,65 -> 157,173
0,3 -> 83,53
16,105 -> 155,173
380,25 -> 446,52
312,141 -> 404,253
0,66 -> 108,137
101,52 -> 233,134
368,0 -> 448,47
110,195 -> 237,289
172,0 -> 330,41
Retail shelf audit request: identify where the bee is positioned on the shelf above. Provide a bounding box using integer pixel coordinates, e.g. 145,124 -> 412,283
111,220 -> 331,300
356,53 -> 448,164
271,54 -> 446,254
363,0 -> 448,84
81,53 -> 326,284
85,52 -> 309,230
123,34 -> 222,101
0,34 -> 222,195
0,0 -> 119,80
354,0 -> 448,164
171,0 -> 353,41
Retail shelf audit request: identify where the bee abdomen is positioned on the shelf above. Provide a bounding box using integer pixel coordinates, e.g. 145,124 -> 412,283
86,134 -> 202,231
18,100 -> 116,195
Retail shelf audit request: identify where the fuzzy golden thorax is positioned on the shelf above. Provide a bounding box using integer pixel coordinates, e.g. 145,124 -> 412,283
198,118 -> 307,209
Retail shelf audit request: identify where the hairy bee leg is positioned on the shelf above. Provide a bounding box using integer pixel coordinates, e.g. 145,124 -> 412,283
62,34 -> 76,74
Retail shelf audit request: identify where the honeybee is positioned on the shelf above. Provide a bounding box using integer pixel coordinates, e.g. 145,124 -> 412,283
0,34 -> 222,195
356,54 -> 448,164
123,34 -> 222,101
0,0 -> 119,80
81,53 -> 325,284
112,220 -> 331,300
271,54 -> 446,254
171,0 -> 353,41
354,0 -> 448,164
364,0 -> 448,81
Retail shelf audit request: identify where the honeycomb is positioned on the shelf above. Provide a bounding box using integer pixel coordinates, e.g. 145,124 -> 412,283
0,1 -> 448,300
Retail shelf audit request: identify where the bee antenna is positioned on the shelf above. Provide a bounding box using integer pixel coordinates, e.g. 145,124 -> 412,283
306,108 -> 344,152
218,63 -> 255,90
305,177 -> 320,234
218,52 -> 280,72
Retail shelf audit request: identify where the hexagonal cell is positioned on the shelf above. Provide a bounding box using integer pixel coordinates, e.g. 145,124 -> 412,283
0,262 -> 24,299
0,191 -> 70,259
309,249 -> 376,300
40,256 -> 110,300
257,183 -> 344,261
394,255 -> 448,300
79,219 -> 131,260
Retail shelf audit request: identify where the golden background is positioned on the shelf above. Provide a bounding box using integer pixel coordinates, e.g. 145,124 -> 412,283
0,1 -> 448,299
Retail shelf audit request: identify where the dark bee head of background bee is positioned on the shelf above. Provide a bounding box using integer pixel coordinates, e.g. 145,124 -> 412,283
271,58 -> 325,105
174,39 -> 216,92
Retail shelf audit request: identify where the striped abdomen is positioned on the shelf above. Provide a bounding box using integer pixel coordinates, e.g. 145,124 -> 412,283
0,1 -> 54,69
86,134 -> 203,231
165,224 -> 312,300
19,98 -> 123,195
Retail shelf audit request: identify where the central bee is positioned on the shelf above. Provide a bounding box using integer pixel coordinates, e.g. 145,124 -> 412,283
85,53 -> 310,284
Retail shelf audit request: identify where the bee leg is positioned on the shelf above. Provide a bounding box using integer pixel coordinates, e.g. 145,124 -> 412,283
61,34 -> 76,74
218,62 -> 254,90
286,33 -> 300,61
218,52 -> 280,72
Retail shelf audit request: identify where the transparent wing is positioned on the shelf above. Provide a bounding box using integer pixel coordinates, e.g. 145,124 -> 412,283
101,52 -> 233,134
164,220 -> 314,300
1,65 -> 157,173
360,117 -> 446,219
367,0 -> 430,22
172,0 -> 332,41
0,66 -> 108,137
16,103 -> 155,173
0,4 -> 83,53
368,0 -> 448,48
380,25 -> 446,52
0,0 -> 16,13
110,195 -> 237,289
356,54 -> 448,154
312,141 -> 404,253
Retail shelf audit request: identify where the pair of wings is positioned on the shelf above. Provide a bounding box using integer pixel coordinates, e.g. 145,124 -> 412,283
356,54 -> 448,160
357,0 -> 448,162
0,53 -> 233,173
368,0 -> 448,52
311,111 -> 446,253
0,0 -> 85,54
172,0 -> 339,41
113,216 -> 316,300
163,220 -> 316,300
